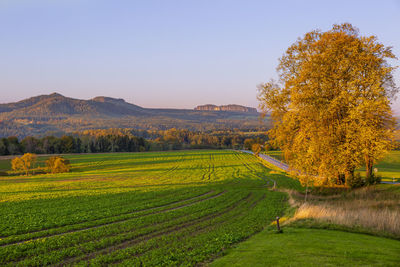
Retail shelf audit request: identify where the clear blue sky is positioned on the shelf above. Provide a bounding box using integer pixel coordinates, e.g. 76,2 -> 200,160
1,0 -> 400,110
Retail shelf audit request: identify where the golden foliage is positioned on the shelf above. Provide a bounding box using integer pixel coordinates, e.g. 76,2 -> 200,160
258,23 -> 398,186
251,143 -> 262,156
11,157 -> 24,173
11,153 -> 37,175
46,156 -> 71,173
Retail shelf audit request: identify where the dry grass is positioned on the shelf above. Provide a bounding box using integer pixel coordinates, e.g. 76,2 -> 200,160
285,185 -> 400,238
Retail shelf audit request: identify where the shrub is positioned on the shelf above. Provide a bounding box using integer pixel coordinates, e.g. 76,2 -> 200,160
347,173 -> 365,189
365,173 -> 381,185
46,156 -> 71,173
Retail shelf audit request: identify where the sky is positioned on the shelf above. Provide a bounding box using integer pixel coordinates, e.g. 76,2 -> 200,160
1,0 -> 400,111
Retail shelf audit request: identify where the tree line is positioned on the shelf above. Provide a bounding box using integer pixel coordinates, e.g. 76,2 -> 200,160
0,128 -> 270,156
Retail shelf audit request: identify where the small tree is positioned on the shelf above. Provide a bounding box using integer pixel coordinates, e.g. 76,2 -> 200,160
11,153 -> 37,175
251,143 -> 262,157
46,156 -> 71,173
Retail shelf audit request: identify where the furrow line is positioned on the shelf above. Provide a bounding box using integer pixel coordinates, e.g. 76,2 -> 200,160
6,191 -> 234,265
0,190 -> 219,247
55,193 -> 252,266
106,193 -> 265,266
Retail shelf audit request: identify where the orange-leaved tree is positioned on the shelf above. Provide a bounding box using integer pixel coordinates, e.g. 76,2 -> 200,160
46,156 -> 71,173
258,23 -> 397,186
251,143 -> 262,157
11,153 -> 37,175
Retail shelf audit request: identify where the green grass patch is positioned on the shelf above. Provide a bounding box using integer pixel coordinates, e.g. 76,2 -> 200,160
211,227 -> 400,267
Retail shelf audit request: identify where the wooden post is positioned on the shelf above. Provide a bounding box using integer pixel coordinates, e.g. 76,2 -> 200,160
276,216 -> 280,231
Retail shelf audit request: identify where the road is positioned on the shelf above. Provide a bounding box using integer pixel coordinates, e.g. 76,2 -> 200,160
238,150 -> 289,172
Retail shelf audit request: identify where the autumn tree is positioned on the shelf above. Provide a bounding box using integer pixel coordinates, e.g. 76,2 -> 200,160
251,143 -> 262,156
11,153 -> 37,175
258,23 -> 398,186
46,156 -> 71,173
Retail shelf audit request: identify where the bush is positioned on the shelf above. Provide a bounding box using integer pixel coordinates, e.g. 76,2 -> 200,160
365,173 -> 381,185
46,156 -> 71,173
347,173 -> 365,189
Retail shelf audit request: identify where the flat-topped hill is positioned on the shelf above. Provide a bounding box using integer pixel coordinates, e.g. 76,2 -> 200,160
0,93 -> 266,138
194,104 -> 257,113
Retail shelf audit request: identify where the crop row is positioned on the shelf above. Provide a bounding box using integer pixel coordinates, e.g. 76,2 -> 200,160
0,190 -> 223,247
2,190 -> 246,265
81,192 -> 287,266
0,187 -> 214,238
0,150 -> 295,266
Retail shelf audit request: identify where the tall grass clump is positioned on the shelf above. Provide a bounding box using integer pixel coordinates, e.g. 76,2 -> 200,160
286,186 -> 400,238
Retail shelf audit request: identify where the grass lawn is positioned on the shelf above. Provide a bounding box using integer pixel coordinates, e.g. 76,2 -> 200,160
211,227 -> 400,267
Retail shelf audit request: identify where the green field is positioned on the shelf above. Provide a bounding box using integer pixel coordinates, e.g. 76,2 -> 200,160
1,150 -> 399,266
0,150 -> 301,266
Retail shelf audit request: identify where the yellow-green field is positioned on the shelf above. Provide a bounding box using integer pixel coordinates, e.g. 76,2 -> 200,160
0,150 -> 300,266
0,150 -> 399,266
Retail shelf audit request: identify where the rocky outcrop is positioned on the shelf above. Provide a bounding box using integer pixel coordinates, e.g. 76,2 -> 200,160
194,104 -> 258,113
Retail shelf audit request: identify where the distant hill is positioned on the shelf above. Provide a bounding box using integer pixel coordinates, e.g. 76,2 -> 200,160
194,104 -> 257,113
0,93 -> 145,117
0,93 -> 267,138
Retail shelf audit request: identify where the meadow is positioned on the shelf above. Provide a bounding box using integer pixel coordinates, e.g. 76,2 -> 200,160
0,150 -> 300,266
1,150 -> 399,266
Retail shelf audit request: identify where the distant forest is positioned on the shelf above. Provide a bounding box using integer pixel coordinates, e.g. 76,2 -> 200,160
0,128 -> 271,156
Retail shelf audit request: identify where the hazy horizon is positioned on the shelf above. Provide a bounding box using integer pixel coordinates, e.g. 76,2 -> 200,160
1,0 -> 399,110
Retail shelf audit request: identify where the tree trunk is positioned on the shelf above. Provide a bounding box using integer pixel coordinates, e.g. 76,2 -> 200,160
337,173 -> 345,185
365,154 -> 373,178
345,169 -> 354,186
